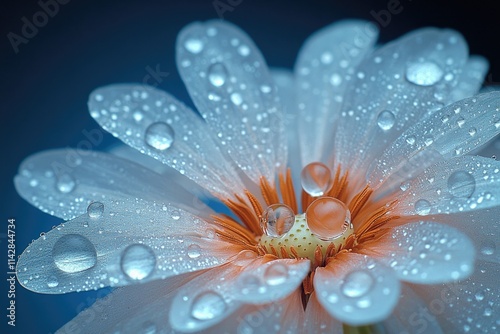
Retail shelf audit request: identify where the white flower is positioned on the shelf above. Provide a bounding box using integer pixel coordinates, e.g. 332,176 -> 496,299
16,20 -> 499,333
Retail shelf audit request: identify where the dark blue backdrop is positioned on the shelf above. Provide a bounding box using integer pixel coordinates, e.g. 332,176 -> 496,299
2,0 -> 499,333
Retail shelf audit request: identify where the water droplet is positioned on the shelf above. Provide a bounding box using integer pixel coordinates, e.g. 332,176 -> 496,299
260,204 -> 295,237
330,73 -> 342,86
468,127 -> 477,136
475,291 -> 485,301
306,197 -> 352,241
29,179 -> 39,187
56,174 -> 76,193
52,234 -> 97,273
415,199 -> 431,215
207,63 -> 228,87
87,202 -> 104,219
480,240 -> 495,256
237,44 -> 250,57
264,262 -> 288,286
47,276 -> 59,288
140,321 -> 157,334
171,210 -> 181,220
300,162 -> 333,197
230,92 -> 243,106
341,270 -> 374,298
377,110 -> 396,131
447,171 -> 475,198
145,122 -> 175,151
184,38 -> 204,54
406,136 -> 416,145
191,291 -> 227,320
406,61 -> 443,86
187,244 -> 201,259
120,244 -> 156,280
133,111 -> 144,122
94,93 -> 104,101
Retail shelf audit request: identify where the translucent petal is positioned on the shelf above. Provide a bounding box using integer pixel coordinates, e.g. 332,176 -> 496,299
450,56 -> 489,102
16,201 -> 237,294
294,20 -> 378,164
169,264 -> 243,333
361,222 -> 475,284
176,20 -> 286,184
409,260 -> 500,333
335,28 -> 468,178
88,84 -> 245,199
233,258 -> 310,304
14,149 -> 209,221
369,92 -> 500,189
394,156 -> 500,216
304,292 -> 343,334
382,283 -> 444,334
204,290 -> 304,334
56,272 -> 197,333
314,252 -> 400,326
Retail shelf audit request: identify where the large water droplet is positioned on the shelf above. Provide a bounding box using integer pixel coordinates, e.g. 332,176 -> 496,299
300,162 -> 333,197
145,122 -> 175,151
120,244 -> 156,280
230,92 -> 243,106
306,197 -> 352,241
415,199 -> 431,215
207,63 -> 228,87
52,234 -> 97,273
187,244 -> 201,259
341,270 -> 374,298
377,110 -> 395,131
56,174 -> 76,193
190,291 -> 227,320
47,276 -> 59,288
260,204 -> 295,237
264,262 -> 288,286
447,171 -> 475,198
87,202 -> 104,219
406,61 -> 444,86
184,38 -> 204,54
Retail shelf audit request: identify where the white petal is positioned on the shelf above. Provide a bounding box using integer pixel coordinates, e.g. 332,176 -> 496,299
176,20 -> 287,184
294,20 -> 378,165
408,260 -> 500,333
369,92 -> 500,189
14,149 -> 208,220
169,264 -> 243,333
314,252 -> 400,326
204,290 -> 304,334
334,28 -> 468,178
16,201 -> 235,293
233,258 -> 310,304
362,222 -> 475,284
393,155 -> 500,216
382,283 -> 444,334
450,56 -> 489,102
56,273 -> 196,334
304,292 -> 343,334
88,84 -> 245,199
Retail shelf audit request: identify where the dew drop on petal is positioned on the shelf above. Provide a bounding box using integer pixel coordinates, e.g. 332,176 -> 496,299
87,202 -> 104,219
207,63 -> 228,87
230,92 -> 243,106
47,276 -> 59,288
145,122 -> 175,151
184,38 -> 204,54
300,162 -> 333,197
56,174 -> 76,193
264,262 -> 288,286
140,321 -> 157,334
187,244 -> 201,259
260,204 -> 295,237
377,110 -> 395,131
480,240 -> 496,256
52,234 -> 97,273
406,61 -> 443,86
341,270 -> 374,298
190,291 -> 227,321
237,44 -> 250,57
447,171 -> 476,198
120,244 -> 156,280
415,199 -> 431,216
306,197 -> 351,241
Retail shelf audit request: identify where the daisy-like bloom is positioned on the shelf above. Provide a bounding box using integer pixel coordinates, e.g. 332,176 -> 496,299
16,20 -> 499,333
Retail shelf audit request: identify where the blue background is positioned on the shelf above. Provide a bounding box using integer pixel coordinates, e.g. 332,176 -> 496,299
2,0 -> 500,333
